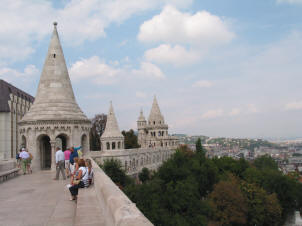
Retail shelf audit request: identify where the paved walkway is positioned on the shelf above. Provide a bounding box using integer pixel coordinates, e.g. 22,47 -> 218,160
0,171 -> 76,226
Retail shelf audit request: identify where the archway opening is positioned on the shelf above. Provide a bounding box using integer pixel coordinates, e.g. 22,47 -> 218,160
81,134 -> 89,155
38,135 -> 51,170
21,135 -> 26,148
56,134 -> 68,151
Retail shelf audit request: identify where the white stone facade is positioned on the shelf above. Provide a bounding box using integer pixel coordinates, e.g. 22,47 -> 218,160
100,102 -> 125,151
0,81 -> 34,160
137,96 -> 179,149
96,96 -> 179,175
92,148 -> 175,175
19,23 -> 91,171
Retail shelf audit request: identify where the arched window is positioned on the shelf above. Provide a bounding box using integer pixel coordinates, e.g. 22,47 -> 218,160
112,142 -> 116,150
158,131 -> 161,136
106,142 -> 110,150
118,141 -> 121,149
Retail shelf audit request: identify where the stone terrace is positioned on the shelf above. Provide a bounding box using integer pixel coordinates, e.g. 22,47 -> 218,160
0,171 -> 87,226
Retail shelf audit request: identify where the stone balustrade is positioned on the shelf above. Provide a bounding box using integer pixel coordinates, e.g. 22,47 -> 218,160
89,156 -> 153,226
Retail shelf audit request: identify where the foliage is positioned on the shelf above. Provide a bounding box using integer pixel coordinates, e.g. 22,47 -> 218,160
122,129 -> 140,149
253,155 -> 278,171
103,149 -> 302,226
139,167 -> 150,183
89,124 -> 101,150
209,176 -> 248,226
90,114 -> 107,150
100,159 -> 133,188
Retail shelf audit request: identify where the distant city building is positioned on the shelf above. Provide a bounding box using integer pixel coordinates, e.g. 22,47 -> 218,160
0,80 -> 34,160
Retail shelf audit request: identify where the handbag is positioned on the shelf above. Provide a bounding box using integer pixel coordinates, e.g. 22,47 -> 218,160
73,168 -> 86,185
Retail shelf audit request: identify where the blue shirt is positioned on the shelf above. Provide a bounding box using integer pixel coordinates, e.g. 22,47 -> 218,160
69,146 -> 81,164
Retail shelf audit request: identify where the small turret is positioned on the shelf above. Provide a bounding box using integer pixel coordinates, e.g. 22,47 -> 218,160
148,96 -> 165,126
100,102 -> 124,151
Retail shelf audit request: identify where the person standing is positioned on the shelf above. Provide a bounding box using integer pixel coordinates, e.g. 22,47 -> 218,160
26,149 -> 33,174
64,148 -> 71,178
69,147 -> 79,174
54,147 -> 66,180
19,148 -> 29,175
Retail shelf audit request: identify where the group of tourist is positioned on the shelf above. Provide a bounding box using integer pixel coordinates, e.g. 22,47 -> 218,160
16,148 -> 33,175
54,146 -> 94,201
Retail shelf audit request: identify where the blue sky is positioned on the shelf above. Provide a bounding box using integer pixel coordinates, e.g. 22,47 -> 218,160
1,0 -> 302,138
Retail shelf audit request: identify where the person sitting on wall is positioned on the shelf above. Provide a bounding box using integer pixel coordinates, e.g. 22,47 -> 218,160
19,148 -> 29,175
85,159 -> 94,187
69,158 -> 87,201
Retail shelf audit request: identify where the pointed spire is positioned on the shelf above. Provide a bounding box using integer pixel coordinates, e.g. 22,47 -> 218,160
148,95 -> 164,124
22,22 -> 88,122
101,102 -> 123,138
138,108 -> 146,121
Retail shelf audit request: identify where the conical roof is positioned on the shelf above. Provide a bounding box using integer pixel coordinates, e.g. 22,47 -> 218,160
148,96 -> 164,123
101,102 -> 124,138
138,109 -> 146,122
21,22 -> 88,122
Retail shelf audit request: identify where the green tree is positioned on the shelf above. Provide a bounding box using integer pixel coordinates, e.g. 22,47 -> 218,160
253,155 -> 278,171
195,138 -> 203,153
122,129 -> 140,149
100,159 -> 133,188
209,177 -> 248,226
89,124 -> 101,150
139,167 -> 150,183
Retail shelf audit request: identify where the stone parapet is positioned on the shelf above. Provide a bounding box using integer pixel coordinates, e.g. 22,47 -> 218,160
89,156 -> 153,226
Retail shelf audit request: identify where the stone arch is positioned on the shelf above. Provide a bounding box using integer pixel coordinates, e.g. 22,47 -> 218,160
55,133 -> 69,151
37,134 -> 51,170
21,135 -> 27,149
81,134 -> 89,155
112,142 -> 116,150
106,142 -> 110,150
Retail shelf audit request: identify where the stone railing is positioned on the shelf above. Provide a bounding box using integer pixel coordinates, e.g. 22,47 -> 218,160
91,147 -> 175,175
88,156 -> 153,226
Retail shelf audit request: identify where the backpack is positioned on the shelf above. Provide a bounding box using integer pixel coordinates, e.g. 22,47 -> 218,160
16,154 -> 19,160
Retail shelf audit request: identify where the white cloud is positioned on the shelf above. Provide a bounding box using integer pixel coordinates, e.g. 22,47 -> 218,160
70,56 -> 121,85
277,0 -> 302,4
144,44 -> 200,66
136,91 -> 147,98
247,104 -> 260,114
131,62 -> 165,79
138,5 -> 235,47
0,65 -> 39,83
285,101 -> 302,110
70,56 -> 165,85
201,109 -> 223,119
192,80 -> 213,88
229,108 -> 241,116
0,0 -> 194,62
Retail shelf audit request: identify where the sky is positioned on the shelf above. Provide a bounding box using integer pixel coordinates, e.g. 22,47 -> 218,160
0,0 -> 302,139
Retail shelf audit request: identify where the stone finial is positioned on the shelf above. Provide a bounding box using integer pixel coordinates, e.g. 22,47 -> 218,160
53,21 -> 58,26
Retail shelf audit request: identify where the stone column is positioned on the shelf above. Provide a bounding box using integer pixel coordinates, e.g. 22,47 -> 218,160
50,141 -> 56,171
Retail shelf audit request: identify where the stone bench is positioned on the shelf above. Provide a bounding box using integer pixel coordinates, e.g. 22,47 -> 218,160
75,185 -> 105,226
0,168 -> 19,183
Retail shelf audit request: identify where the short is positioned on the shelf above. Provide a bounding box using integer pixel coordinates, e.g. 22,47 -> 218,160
65,160 -> 70,169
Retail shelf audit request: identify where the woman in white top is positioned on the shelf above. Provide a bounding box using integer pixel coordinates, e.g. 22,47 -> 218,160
69,159 -> 87,201
84,159 -> 94,187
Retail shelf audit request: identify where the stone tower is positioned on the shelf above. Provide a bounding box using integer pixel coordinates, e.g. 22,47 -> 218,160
19,22 -> 91,171
137,96 -> 179,148
100,102 -> 124,151
137,109 -> 147,148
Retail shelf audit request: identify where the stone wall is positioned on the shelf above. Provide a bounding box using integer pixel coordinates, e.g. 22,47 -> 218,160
89,156 -> 153,226
91,147 -> 175,175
